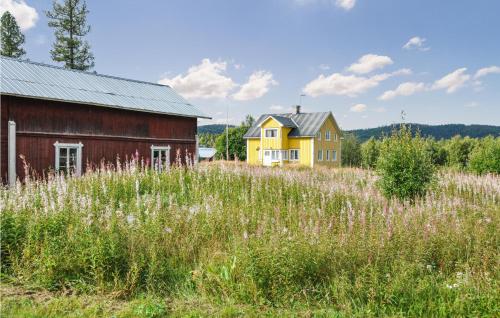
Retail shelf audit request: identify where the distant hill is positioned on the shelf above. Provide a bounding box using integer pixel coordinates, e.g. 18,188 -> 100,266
198,124 -> 235,135
199,123 -> 500,142
349,123 -> 500,143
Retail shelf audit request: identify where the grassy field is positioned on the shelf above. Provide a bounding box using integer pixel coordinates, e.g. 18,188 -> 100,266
1,162 -> 499,317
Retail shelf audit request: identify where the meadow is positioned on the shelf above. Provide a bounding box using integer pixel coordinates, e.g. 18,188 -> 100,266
1,161 -> 499,317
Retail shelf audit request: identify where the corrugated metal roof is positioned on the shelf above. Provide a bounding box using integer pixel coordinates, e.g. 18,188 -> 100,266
198,147 -> 216,158
244,112 -> 332,138
266,115 -> 297,128
0,56 -> 210,119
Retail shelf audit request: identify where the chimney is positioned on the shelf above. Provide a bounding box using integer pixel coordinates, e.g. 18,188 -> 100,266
295,105 -> 301,114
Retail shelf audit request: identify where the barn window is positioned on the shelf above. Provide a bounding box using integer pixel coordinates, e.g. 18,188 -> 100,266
54,142 -> 83,176
151,145 -> 171,172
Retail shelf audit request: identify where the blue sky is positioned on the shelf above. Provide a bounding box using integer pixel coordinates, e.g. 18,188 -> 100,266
2,0 -> 499,129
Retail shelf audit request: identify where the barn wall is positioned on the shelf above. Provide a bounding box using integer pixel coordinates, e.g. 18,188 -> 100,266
1,95 -> 198,181
0,98 -> 8,183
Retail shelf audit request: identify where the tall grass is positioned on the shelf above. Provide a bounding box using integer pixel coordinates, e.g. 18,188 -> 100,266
1,161 -> 499,316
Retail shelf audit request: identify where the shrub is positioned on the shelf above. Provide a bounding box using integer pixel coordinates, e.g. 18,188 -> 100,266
425,137 -> 448,166
446,136 -> 476,169
361,137 -> 380,169
468,136 -> 500,174
376,125 -> 435,201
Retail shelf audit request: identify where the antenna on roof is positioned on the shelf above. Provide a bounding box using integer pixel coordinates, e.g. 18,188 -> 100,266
299,94 -> 306,106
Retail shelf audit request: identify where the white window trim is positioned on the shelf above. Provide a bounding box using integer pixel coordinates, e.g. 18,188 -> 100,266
151,145 -> 171,171
282,150 -> 288,160
325,130 -> 331,141
264,128 -> 278,138
326,150 -> 330,161
289,149 -> 300,161
333,150 -> 337,161
54,142 -> 83,176
318,149 -> 323,161
334,133 -> 338,141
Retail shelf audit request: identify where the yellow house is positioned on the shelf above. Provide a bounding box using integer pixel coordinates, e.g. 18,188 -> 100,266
244,106 -> 342,167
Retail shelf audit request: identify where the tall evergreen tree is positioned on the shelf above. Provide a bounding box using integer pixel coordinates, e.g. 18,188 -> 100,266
0,11 -> 26,58
46,0 -> 94,70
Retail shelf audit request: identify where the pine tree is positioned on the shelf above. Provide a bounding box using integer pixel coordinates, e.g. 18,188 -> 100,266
0,11 -> 26,58
46,0 -> 94,70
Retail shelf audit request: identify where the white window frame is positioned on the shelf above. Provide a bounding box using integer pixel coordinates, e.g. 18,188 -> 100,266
270,150 -> 281,161
264,128 -> 278,138
318,149 -> 323,161
151,145 -> 171,172
282,150 -> 288,160
334,133 -> 338,141
317,131 -> 321,140
54,142 -> 83,176
325,130 -> 331,141
333,150 -> 337,161
326,150 -> 330,161
289,149 -> 300,161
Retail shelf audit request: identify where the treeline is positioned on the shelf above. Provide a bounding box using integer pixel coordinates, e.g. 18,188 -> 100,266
343,131 -> 500,175
199,116 -> 255,160
351,123 -> 500,143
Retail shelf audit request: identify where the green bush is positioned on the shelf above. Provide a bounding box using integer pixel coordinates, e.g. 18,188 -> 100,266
468,136 -> 500,174
361,137 -> 380,169
376,125 -> 435,201
425,137 -> 448,166
446,136 -> 476,169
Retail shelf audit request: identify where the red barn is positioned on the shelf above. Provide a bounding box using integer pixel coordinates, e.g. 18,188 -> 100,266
0,57 -> 209,184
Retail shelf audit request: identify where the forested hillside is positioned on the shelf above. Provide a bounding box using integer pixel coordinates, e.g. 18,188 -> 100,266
199,123 -> 500,142
198,124 -> 235,135
350,123 -> 500,142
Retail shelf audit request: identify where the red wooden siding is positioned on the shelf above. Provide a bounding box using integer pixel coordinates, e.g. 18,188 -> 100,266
1,95 -> 198,182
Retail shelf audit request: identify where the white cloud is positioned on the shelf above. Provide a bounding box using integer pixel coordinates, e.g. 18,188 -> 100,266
232,70 -> 278,101
0,0 -> 38,31
159,59 -> 237,99
294,0 -> 356,10
403,36 -> 430,51
347,54 -> 393,74
373,107 -> 387,113
303,69 -> 410,97
319,64 -> 331,71
350,104 -> 367,112
465,102 -> 479,108
474,66 -> 500,79
379,82 -> 427,100
432,68 -> 470,93
335,0 -> 356,10
270,104 -> 284,111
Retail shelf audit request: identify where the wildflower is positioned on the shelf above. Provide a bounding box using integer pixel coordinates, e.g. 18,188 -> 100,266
164,227 -> 173,234
127,214 -> 136,225
243,231 -> 248,240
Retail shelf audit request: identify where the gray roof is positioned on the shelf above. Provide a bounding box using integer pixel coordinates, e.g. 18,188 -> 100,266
0,57 -> 209,119
244,111 -> 332,138
269,115 -> 297,128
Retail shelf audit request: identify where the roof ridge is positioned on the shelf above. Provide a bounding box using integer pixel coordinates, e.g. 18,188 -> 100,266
0,56 -> 170,88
